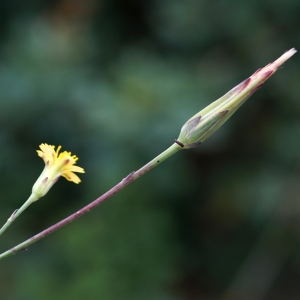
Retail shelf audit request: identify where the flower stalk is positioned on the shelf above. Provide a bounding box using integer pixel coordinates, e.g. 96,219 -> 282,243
0,144 -> 84,237
0,48 -> 296,261
0,194 -> 38,236
0,143 -> 182,260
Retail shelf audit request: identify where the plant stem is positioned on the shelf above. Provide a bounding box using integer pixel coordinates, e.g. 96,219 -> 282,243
0,193 -> 38,236
0,142 -> 182,261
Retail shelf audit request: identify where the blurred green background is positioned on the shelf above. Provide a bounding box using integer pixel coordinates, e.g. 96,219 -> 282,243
0,0 -> 299,299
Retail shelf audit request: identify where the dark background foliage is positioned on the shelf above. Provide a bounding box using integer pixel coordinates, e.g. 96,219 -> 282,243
0,0 -> 300,299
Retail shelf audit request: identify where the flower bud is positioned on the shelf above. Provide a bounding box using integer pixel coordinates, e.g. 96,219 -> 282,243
176,48 -> 297,148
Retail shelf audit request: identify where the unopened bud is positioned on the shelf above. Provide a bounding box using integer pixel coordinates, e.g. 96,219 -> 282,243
177,48 -> 297,148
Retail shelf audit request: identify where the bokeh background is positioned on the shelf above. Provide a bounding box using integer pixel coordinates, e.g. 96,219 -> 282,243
0,0 -> 300,299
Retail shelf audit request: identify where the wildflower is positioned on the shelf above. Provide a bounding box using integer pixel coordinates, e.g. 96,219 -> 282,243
32,143 -> 85,199
176,48 -> 297,148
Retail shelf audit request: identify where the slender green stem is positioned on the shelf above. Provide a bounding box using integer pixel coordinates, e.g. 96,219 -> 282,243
0,143 -> 182,261
0,193 -> 38,237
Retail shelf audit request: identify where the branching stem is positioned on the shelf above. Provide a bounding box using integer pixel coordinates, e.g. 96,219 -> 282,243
0,143 -> 182,261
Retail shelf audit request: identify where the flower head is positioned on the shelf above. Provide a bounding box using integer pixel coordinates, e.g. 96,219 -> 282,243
177,48 -> 297,148
32,143 -> 85,199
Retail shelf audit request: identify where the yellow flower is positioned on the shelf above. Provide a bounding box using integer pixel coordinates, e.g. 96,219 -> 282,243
32,143 -> 85,199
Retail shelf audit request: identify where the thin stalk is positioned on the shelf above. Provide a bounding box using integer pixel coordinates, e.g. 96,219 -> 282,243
0,143 -> 182,261
0,193 -> 38,236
